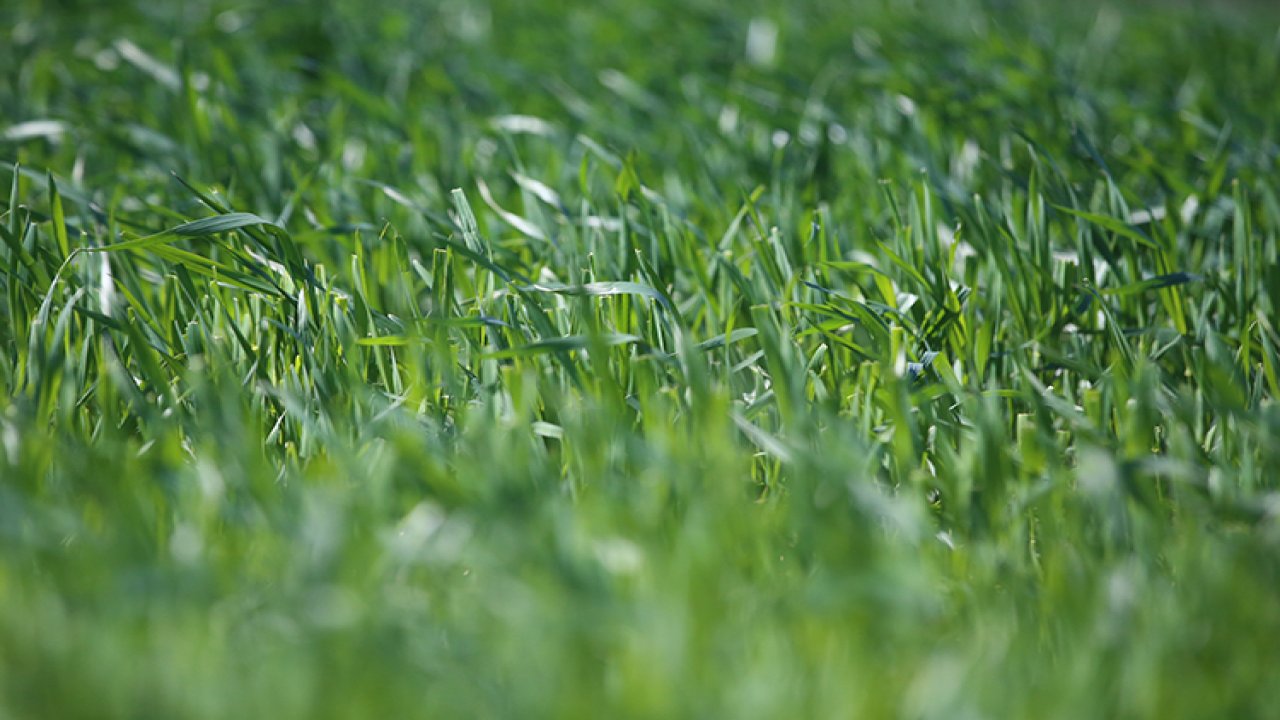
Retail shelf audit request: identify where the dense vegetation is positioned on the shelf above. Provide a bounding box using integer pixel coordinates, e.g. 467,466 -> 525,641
4,0 -> 1280,716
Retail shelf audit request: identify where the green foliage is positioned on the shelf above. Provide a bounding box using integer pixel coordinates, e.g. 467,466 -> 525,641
3,0 -> 1280,717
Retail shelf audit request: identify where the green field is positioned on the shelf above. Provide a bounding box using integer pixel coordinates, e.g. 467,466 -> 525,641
4,0 -> 1280,717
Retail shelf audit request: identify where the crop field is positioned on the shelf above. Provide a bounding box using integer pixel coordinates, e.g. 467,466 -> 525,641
3,0 -> 1280,717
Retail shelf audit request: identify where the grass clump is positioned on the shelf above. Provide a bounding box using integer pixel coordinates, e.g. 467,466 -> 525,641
3,0 -> 1280,717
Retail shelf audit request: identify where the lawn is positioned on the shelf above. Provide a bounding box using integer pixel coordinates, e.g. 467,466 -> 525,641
3,0 -> 1280,717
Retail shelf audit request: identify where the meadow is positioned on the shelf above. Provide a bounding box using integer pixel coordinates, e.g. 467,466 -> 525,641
3,0 -> 1280,717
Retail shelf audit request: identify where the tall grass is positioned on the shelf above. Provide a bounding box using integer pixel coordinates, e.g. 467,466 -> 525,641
3,0 -> 1280,717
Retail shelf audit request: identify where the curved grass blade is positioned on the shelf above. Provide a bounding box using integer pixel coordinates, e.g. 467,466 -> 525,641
486,333 -> 643,359
522,280 -> 673,312
1053,205 -> 1160,250
1101,272 -> 1201,297
94,212 -> 281,253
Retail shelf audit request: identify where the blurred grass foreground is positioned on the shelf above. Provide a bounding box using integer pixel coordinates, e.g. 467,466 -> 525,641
3,0 -> 1280,717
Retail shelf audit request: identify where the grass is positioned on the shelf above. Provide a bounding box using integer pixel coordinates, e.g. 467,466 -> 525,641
3,0 -> 1280,717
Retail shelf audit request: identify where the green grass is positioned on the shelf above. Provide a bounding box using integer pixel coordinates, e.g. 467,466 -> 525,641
3,0 -> 1280,717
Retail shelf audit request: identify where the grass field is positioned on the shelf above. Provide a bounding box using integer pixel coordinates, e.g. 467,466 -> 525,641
4,0 -> 1280,717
